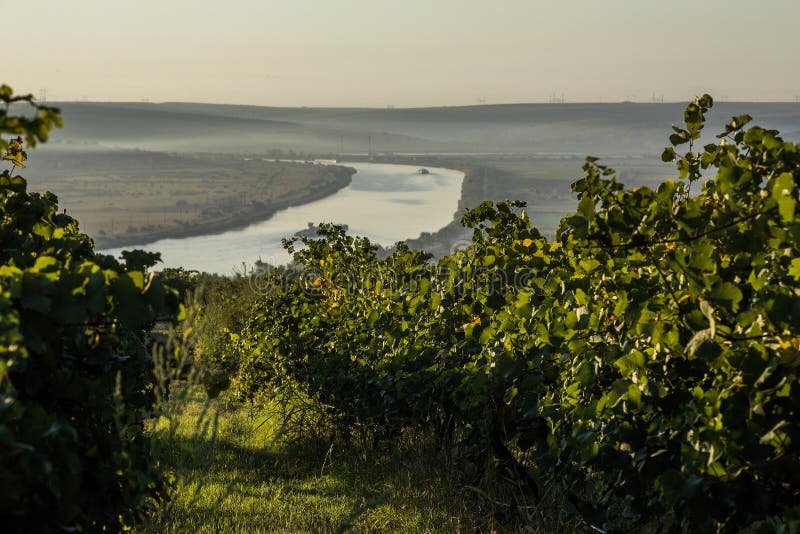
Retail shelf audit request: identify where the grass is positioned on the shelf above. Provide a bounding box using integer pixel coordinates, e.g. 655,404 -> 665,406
147,392 -> 530,533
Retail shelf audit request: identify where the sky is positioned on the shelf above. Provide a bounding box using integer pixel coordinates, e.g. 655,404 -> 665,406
8,0 -> 800,107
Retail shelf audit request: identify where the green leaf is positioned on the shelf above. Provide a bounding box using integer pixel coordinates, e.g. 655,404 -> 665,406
789,258 -> 800,281
31,256 -> 59,273
577,194 -> 594,219
479,325 -> 496,344
575,359 -> 594,386
581,441 -> 599,461
711,282 -> 743,313
127,271 -> 145,291
613,291 -> 629,317
670,133 -> 689,146
615,350 -> 645,377
731,114 -> 752,130
429,292 -> 442,311
366,309 -> 379,327
697,94 -> 713,109
771,172 -> 796,225
503,386 -> 518,404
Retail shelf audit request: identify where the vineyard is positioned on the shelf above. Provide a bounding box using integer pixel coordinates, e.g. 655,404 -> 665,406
2,85 -> 800,532
232,95 -> 800,532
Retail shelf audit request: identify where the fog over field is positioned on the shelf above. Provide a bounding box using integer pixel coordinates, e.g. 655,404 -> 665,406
44,100 -> 800,157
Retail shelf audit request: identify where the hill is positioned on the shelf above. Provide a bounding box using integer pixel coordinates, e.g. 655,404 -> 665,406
47,100 -> 800,157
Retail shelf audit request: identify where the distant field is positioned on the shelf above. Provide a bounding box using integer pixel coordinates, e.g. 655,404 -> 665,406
27,148 -> 352,248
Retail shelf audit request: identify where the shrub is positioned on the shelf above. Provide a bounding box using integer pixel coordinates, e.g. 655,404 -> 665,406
0,85 -> 182,532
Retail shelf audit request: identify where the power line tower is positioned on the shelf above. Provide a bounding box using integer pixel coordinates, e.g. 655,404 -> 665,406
38,88 -> 47,103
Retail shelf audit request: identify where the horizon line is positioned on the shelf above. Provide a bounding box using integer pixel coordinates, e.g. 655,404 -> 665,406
46,98 -> 800,110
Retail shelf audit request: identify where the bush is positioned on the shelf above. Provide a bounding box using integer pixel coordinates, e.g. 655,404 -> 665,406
0,86 -> 182,532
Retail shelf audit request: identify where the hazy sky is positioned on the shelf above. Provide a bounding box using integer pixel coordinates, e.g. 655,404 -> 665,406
9,0 -> 800,107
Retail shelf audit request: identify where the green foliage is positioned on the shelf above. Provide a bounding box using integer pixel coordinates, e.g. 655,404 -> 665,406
236,96 -> 800,531
159,267 -> 273,399
0,86 -> 182,532
0,84 -> 62,152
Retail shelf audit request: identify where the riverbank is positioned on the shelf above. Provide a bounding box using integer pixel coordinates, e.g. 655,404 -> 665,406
92,163 -> 355,249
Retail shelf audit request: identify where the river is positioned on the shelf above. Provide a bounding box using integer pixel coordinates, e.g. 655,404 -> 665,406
100,162 -> 464,274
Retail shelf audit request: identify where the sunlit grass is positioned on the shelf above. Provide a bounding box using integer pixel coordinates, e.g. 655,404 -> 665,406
147,393 -> 517,533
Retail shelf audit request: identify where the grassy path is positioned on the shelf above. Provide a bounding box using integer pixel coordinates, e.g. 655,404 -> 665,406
149,396 -> 513,533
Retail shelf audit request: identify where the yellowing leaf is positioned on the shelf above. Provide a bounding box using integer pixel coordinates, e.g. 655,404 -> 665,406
460,316 -> 482,331
2,154 -> 25,168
